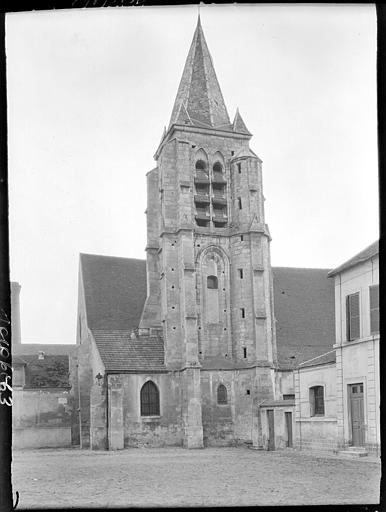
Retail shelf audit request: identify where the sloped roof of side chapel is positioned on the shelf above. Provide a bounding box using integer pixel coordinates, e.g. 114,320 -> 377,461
79,255 -> 335,372
168,16 -> 249,134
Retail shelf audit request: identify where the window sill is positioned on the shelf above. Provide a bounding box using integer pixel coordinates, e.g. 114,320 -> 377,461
297,417 -> 337,422
334,334 -> 379,348
141,415 -> 161,421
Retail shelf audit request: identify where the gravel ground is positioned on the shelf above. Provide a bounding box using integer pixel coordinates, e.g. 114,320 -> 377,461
12,447 -> 380,508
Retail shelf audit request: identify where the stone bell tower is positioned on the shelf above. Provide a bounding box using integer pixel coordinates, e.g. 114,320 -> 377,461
140,17 -> 277,447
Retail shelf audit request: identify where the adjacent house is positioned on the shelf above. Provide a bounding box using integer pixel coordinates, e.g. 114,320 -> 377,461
11,282 -> 75,449
293,241 -> 379,456
328,241 -> 379,454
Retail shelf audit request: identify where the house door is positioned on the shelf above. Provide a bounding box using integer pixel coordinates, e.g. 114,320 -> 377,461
267,409 -> 275,450
349,383 -> 365,447
285,412 -> 293,448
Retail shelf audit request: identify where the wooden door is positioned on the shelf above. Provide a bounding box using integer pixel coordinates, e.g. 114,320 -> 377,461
285,412 -> 293,448
267,409 -> 275,450
349,383 -> 365,446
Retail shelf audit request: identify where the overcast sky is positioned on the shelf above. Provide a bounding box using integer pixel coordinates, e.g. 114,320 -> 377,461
6,4 -> 378,344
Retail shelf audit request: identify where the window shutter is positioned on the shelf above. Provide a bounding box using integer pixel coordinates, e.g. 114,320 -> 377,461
309,388 -> 315,416
370,285 -> 379,334
346,295 -> 350,341
315,386 -> 325,415
347,292 -> 360,340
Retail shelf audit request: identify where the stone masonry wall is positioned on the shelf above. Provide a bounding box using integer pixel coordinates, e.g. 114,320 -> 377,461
121,373 -> 184,448
13,388 -> 72,449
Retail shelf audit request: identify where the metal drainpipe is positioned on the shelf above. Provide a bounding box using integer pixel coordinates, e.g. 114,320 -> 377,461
297,369 -> 302,451
106,373 -> 109,450
76,363 -> 82,450
339,273 -> 345,448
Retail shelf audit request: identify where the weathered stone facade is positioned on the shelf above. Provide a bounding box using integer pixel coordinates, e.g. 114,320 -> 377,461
72,18 -> 336,452
136,17 -> 277,449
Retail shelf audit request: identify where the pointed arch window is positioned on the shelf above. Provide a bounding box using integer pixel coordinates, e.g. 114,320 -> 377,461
140,381 -> 160,416
217,384 -> 228,405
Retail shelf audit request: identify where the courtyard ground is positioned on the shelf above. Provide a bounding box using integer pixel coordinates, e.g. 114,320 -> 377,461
12,446 -> 380,508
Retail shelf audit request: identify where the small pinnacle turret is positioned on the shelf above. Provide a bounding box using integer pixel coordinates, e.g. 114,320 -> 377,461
232,108 -> 251,135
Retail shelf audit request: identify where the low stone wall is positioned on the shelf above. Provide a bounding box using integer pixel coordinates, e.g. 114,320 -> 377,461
124,420 -> 184,448
13,426 -> 72,449
295,418 -> 338,452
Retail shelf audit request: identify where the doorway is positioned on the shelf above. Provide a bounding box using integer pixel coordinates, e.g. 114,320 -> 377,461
267,409 -> 275,450
349,383 -> 365,447
285,411 -> 293,448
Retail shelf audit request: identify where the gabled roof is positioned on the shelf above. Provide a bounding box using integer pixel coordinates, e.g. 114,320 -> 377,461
169,16 -> 231,130
79,254 -> 335,373
327,241 -> 379,277
272,267 -> 335,370
80,253 -> 147,331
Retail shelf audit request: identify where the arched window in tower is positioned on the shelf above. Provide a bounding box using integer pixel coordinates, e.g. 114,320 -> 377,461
213,162 -> 223,174
194,154 -> 210,227
212,161 -> 227,228
217,384 -> 228,404
207,275 -> 218,289
140,381 -> 160,416
196,160 -> 207,172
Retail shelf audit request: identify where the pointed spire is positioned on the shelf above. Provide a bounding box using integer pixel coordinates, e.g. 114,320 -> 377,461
169,17 -> 231,130
232,108 -> 251,135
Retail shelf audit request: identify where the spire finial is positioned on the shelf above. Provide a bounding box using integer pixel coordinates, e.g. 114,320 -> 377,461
197,4 -> 201,27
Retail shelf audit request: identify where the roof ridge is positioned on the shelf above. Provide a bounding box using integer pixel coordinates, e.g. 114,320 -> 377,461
272,266 -> 332,271
328,240 -> 379,277
80,252 -> 145,262
298,349 -> 335,366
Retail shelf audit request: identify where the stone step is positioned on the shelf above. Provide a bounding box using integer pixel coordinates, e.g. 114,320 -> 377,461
346,446 -> 367,451
338,449 -> 368,457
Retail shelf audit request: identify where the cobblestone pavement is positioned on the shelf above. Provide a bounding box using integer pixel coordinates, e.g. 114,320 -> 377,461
12,447 -> 380,508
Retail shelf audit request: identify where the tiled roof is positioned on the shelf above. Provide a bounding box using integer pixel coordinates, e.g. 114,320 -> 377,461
80,254 -> 335,373
13,355 -> 27,365
80,253 -> 147,331
17,354 -> 70,388
169,17 -> 231,130
298,350 -> 336,369
328,241 -> 379,277
272,267 -> 335,370
13,343 -> 76,356
92,330 -> 165,373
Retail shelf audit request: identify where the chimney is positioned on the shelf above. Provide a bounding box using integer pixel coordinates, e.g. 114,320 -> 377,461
10,282 -> 21,346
